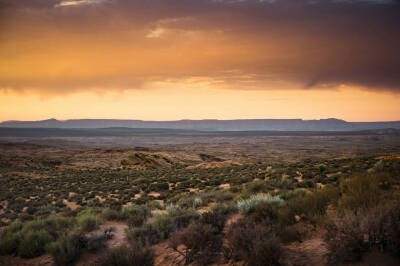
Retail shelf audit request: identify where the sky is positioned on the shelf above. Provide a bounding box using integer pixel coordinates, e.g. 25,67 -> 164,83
0,0 -> 399,122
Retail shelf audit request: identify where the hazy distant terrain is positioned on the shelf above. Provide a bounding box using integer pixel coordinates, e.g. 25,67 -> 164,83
2,118 -> 400,131
0,127 -> 399,138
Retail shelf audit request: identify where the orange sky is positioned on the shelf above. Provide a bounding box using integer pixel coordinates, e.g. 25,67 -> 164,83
1,85 -> 399,122
0,0 -> 399,122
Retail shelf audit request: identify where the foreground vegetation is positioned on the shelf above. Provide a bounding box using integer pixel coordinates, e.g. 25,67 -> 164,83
1,142 -> 400,265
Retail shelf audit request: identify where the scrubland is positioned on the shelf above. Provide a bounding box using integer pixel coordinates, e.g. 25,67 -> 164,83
0,135 -> 400,265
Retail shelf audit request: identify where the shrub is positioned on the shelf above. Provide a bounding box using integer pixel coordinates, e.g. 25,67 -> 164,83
326,211 -> 369,263
279,188 -> 306,200
101,208 -> 121,221
127,214 -> 145,228
0,231 -> 22,255
200,210 -> 228,233
169,222 -> 222,265
287,187 -> 338,219
151,213 -> 174,239
326,202 -> 400,264
237,193 -> 283,214
87,234 -> 108,253
177,196 -> 205,209
168,208 -> 199,229
17,229 -> 53,258
126,224 -> 160,245
96,242 -> 154,266
193,197 -> 203,208
77,212 -> 101,232
248,202 -> 279,224
46,232 -> 87,266
339,174 -> 381,213
121,205 -> 149,220
225,219 -> 282,266
211,203 -> 237,216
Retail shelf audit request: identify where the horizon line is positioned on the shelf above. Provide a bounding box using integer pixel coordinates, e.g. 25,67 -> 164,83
2,118 -> 400,123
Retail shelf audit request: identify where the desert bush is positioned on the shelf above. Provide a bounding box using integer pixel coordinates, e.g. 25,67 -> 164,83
96,241 -> 154,266
41,215 -> 76,238
126,224 -> 160,245
326,211 -> 370,263
210,203 -> 237,216
339,174 -> 381,213
0,231 -> 22,255
169,221 -> 222,265
225,219 -> 282,266
121,205 -> 149,220
279,188 -> 307,200
287,186 -> 338,219
237,193 -> 283,214
17,229 -> 53,258
168,208 -> 199,229
200,210 -> 227,233
214,191 -> 235,202
326,202 -> 400,264
151,213 -> 174,239
147,200 -> 163,210
87,234 -> 107,253
127,214 -> 145,228
248,201 -> 279,223
177,196 -> 205,209
77,211 -> 101,232
101,208 -> 121,221
46,231 -> 87,266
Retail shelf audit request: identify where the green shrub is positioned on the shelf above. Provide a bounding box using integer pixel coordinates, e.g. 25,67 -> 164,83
0,231 -> 22,255
77,211 -> 101,232
210,203 -> 237,216
17,229 -> 53,258
339,174 -> 381,213
168,207 -> 199,229
121,205 -> 149,220
151,213 -> 174,239
101,208 -> 121,221
46,234 -> 85,266
126,224 -> 160,245
87,234 -> 107,253
279,188 -> 307,200
96,242 -> 154,266
237,193 -> 283,214
287,187 -> 338,218
127,214 -> 145,228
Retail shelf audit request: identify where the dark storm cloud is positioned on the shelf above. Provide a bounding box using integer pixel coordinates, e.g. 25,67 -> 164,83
0,0 -> 399,93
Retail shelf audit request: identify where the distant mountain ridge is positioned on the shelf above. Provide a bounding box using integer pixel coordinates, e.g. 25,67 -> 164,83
1,118 -> 400,131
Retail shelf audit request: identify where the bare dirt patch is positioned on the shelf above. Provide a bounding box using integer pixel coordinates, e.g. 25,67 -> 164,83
283,237 -> 328,266
62,199 -> 81,211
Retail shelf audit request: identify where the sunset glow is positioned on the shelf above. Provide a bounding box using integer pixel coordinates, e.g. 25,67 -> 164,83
1,0 -> 399,121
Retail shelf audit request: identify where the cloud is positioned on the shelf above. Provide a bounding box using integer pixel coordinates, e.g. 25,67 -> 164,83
0,0 -> 399,94
55,0 -> 105,7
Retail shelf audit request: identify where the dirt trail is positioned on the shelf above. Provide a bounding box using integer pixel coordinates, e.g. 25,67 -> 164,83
283,237 -> 328,266
0,255 -> 53,266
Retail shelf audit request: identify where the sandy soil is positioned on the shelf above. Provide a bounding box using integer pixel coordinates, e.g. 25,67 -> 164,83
283,238 -> 328,266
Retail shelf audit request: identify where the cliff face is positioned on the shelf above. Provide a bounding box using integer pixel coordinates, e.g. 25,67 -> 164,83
1,118 -> 400,131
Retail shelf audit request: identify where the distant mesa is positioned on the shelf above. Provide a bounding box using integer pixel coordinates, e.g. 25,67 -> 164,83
1,118 -> 400,131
